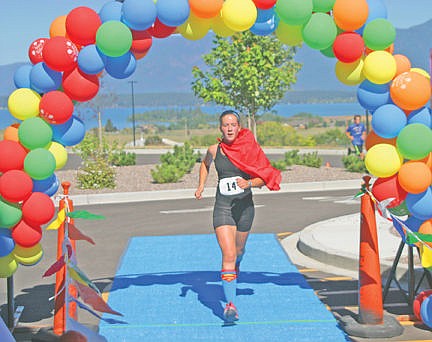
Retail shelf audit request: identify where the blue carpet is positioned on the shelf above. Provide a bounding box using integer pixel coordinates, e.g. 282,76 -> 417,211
99,234 -> 349,341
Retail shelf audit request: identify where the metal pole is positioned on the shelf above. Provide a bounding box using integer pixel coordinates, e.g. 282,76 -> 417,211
7,276 -> 14,329
129,80 -> 137,147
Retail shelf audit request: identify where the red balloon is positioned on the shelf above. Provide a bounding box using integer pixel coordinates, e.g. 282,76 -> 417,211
65,6 -> 102,46
0,140 -> 27,172
0,170 -> 33,203
12,220 -> 42,247
130,30 -> 153,53
332,32 -> 364,63
62,67 -> 99,102
28,38 -> 49,64
371,174 -> 407,208
42,36 -> 78,72
39,90 -> 74,124
253,0 -> 277,9
147,19 -> 176,39
22,192 -> 55,225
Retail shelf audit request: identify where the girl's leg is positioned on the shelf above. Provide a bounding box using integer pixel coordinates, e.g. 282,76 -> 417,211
235,231 -> 250,273
215,225 -> 239,321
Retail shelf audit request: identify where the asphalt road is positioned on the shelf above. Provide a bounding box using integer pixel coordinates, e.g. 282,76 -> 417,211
2,189 -> 358,336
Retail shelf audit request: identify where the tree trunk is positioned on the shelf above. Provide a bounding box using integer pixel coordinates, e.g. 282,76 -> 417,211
97,111 -> 103,153
252,113 -> 257,140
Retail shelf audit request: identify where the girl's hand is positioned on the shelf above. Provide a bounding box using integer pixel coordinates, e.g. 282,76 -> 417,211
236,177 -> 252,189
195,187 -> 204,199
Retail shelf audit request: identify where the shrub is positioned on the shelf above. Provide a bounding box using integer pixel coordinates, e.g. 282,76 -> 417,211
284,150 -> 301,166
145,135 -> 163,146
109,150 -> 136,166
151,164 -> 183,183
283,150 -> 322,168
342,154 -> 368,173
77,158 -> 116,189
271,159 -> 287,171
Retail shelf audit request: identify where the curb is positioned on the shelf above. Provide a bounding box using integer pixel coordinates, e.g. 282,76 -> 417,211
69,179 -> 361,206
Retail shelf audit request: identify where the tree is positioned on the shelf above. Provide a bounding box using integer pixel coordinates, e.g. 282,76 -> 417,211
191,31 -> 302,137
105,118 -> 118,132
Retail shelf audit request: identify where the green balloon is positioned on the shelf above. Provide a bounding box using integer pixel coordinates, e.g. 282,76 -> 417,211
302,13 -> 337,50
96,20 -> 133,57
24,148 -> 56,180
0,254 -> 18,278
320,44 -> 335,58
396,123 -> 432,160
0,198 -> 22,228
275,22 -> 303,46
275,0 -> 313,26
363,19 -> 396,51
18,117 -> 53,150
312,0 -> 335,12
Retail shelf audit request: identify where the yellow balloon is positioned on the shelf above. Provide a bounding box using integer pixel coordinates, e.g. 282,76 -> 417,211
365,143 -> 403,177
363,51 -> 397,84
0,254 -> 18,278
211,13 -> 235,37
13,243 -> 43,266
335,58 -> 365,86
178,13 -> 211,40
8,88 -> 41,121
221,0 -> 257,32
410,67 -> 430,79
275,22 -> 303,46
48,141 -> 68,170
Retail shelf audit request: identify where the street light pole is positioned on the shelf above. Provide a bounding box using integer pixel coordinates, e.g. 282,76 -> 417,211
129,80 -> 137,147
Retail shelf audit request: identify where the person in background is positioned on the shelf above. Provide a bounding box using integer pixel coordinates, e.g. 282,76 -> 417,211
195,109 -> 281,322
346,114 -> 367,159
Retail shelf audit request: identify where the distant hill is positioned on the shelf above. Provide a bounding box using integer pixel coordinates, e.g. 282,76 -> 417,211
0,20 -> 430,100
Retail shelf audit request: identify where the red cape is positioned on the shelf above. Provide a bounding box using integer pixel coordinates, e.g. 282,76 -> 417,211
220,128 -> 281,191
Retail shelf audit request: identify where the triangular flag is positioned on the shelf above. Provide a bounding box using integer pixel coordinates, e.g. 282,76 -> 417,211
68,223 -> 95,245
68,265 -> 100,294
46,208 -> 66,230
43,255 -> 66,278
67,210 -> 105,220
66,317 -> 108,342
75,281 -> 122,316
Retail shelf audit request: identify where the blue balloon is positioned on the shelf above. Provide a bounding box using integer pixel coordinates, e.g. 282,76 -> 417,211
357,0 -> 387,34
52,115 -> 86,146
78,45 -> 107,75
407,107 -> 432,128
250,14 -> 279,36
13,64 -> 33,89
99,1 -> 123,22
406,187 -> 432,221
371,104 -> 407,138
105,52 -> 136,79
356,79 -> 391,111
156,0 -> 189,27
29,62 -> 62,94
420,294 -> 432,328
121,0 -> 157,31
0,228 -> 15,257
256,7 -> 275,22
32,174 -> 60,197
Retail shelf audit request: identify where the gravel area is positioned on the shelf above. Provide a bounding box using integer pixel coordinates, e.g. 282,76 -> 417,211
55,163 -> 363,195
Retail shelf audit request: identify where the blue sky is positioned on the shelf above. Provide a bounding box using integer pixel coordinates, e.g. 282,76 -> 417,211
0,0 -> 431,66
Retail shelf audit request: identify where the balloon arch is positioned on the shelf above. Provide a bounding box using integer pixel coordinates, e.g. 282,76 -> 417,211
0,0 -> 431,281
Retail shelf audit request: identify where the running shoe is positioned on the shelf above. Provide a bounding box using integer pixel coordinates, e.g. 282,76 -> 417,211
223,302 -> 239,322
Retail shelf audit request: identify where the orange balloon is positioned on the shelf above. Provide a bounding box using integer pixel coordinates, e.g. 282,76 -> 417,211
364,43 -> 394,56
3,123 -> 20,142
189,0 -> 224,19
419,219 -> 432,235
132,51 -> 149,60
50,15 -> 67,38
398,161 -> 432,194
419,152 -> 432,172
393,54 -> 411,77
333,0 -> 369,31
365,130 -> 396,151
390,71 -> 431,111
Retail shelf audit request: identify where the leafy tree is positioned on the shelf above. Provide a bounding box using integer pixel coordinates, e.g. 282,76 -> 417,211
105,119 -> 118,132
192,31 -> 301,137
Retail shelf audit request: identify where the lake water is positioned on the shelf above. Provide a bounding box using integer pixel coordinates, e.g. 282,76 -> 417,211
0,102 -> 364,130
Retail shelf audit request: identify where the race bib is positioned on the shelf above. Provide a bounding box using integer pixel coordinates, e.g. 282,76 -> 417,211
219,177 -> 244,196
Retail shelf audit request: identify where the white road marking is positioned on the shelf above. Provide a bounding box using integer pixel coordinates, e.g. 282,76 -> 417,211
303,196 -> 359,205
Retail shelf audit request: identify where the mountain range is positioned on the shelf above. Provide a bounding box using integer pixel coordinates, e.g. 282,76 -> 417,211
0,20 -> 430,98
